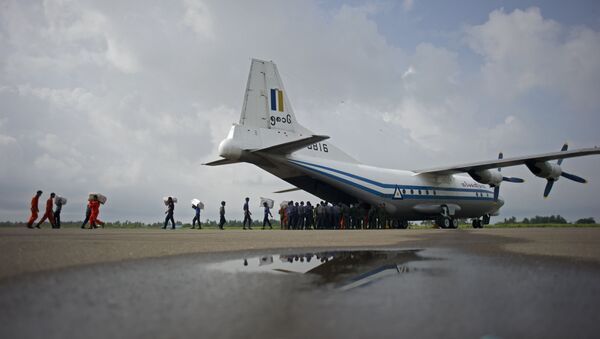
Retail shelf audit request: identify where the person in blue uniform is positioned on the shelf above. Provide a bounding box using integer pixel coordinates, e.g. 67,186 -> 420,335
262,202 -> 273,229
191,203 -> 201,229
163,197 -> 175,230
242,197 -> 252,230
218,201 -> 226,230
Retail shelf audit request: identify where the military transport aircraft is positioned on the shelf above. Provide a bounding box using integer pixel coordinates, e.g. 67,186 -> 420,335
205,59 -> 600,228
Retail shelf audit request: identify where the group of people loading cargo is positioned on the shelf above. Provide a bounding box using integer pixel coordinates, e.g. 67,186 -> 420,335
278,201 -> 392,230
27,190 -> 106,229
26,190 -> 394,230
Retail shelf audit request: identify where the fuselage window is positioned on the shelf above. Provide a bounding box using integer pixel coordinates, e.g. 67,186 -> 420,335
402,189 -> 406,194
425,190 -> 429,195
433,190 -> 437,196
410,189 -> 414,195
418,189 -> 421,195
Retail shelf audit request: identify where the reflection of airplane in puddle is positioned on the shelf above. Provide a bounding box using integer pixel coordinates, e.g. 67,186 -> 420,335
230,250 -> 429,291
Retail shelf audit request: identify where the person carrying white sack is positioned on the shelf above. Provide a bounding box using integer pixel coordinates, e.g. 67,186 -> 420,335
191,199 -> 202,229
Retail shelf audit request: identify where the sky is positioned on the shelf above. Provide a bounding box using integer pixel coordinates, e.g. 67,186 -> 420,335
1,0 -> 599,223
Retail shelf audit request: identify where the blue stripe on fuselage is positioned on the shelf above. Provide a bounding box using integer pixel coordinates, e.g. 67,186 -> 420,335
288,159 -> 494,201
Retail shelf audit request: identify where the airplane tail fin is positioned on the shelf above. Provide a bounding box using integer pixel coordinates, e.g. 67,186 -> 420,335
239,59 -> 303,132
204,59 -> 359,166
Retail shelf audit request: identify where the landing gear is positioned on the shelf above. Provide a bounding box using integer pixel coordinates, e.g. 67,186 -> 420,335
451,218 -> 459,229
482,214 -> 491,225
437,217 -> 451,229
472,219 -> 482,228
398,220 -> 408,229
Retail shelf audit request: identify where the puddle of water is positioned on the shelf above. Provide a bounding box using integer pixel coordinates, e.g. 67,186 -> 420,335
207,249 -> 432,291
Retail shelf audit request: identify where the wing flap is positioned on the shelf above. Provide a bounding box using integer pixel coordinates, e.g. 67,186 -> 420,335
415,147 -> 600,175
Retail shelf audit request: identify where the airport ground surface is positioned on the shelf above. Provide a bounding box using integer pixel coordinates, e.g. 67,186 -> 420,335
1,227 -> 599,338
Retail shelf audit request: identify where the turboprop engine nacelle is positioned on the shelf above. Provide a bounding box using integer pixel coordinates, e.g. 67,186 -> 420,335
468,169 -> 503,187
526,162 -> 562,180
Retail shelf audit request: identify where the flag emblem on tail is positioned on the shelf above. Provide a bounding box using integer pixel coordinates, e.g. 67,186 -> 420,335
270,89 -> 284,112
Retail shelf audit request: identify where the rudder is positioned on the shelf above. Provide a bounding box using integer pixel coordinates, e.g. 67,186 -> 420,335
239,59 -> 300,132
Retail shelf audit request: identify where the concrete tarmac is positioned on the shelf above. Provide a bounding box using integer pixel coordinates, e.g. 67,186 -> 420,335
1,228 -> 599,338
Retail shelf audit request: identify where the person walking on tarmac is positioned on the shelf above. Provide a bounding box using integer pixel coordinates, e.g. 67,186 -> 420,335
36,193 -> 56,228
163,197 -> 175,229
54,196 -> 64,229
242,197 -> 253,230
27,190 -> 43,228
191,203 -> 201,229
278,204 -> 286,230
262,202 -> 273,229
81,200 -> 92,229
89,195 -> 105,228
218,201 -> 226,230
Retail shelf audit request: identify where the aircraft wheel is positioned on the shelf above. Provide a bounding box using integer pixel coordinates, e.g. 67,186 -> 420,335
437,217 -> 451,229
472,219 -> 480,228
399,220 -> 408,229
451,218 -> 459,229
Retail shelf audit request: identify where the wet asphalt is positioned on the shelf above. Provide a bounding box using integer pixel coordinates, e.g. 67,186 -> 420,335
1,234 -> 599,339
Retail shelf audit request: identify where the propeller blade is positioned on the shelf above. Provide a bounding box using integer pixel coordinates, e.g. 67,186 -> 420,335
494,186 -> 500,201
561,171 -> 587,183
558,143 -> 568,165
543,179 -> 555,198
503,176 -> 525,183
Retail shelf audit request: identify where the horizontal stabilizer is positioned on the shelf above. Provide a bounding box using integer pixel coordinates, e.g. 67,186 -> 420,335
273,187 -> 301,194
253,135 -> 330,155
203,158 -> 240,166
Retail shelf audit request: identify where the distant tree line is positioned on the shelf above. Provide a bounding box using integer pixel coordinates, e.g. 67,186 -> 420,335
497,215 -> 596,225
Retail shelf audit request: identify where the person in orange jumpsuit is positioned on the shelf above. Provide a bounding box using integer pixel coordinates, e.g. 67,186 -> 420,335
89,195 -> 104,229
27,190 -> 43,228
35,192 -> 56,228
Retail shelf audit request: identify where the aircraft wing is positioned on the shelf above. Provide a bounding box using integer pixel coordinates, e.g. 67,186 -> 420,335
415,147 -> 600,175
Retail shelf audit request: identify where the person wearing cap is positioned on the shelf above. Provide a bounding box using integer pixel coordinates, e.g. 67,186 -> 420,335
242,197 -> 252,230
191,203 -> 201,229
163,197 -> 175,230
36,192 -> 56,228
262,202 -> 273,230
27,190 -> 43,228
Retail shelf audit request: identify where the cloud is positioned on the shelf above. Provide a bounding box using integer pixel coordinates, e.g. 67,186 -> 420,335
0,1 -> 598,223
465,7 -> 600,108
182,0 -> 215,39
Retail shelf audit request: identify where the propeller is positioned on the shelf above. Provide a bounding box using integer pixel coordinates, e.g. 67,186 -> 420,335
544,143 -> 588,198
494,152 -> 525,201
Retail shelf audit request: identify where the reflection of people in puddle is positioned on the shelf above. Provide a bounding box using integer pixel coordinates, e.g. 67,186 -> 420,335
243,259 -> 248,266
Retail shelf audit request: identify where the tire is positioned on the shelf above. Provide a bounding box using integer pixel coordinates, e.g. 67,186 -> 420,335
437,217 -> 451,229
451,218 -> 459,229
472,219 -> 479,228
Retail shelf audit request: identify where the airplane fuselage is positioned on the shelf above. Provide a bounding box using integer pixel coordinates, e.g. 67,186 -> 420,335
256,153 -> 503,221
